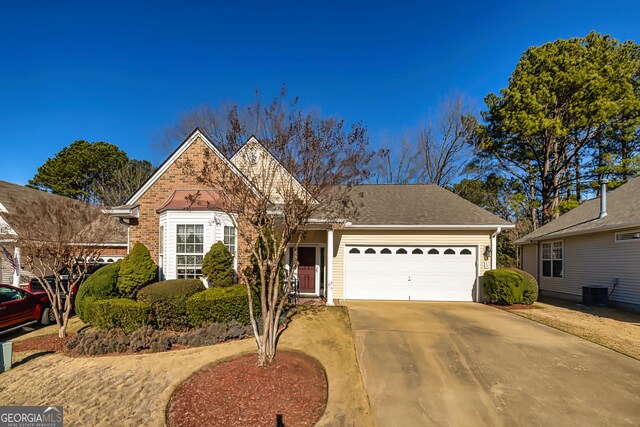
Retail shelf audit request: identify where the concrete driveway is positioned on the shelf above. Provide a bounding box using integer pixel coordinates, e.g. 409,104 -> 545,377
347,301 -> 640,427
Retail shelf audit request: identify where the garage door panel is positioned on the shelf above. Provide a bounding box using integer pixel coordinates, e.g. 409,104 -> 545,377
345,246 -> 477,301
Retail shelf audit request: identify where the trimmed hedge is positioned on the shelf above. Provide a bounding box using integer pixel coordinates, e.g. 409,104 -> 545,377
75,261 -> 121,322
91,298 -> 151,333
202,241 -> 235,287
117,242 -> 158,297
137,279 -> 205,330
137,279 -> 205,303
511,268 -> 539,304
483,268 -> 539,305
186,285 -> 258,327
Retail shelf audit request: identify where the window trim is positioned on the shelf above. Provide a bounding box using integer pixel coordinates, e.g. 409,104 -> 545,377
541,240 -> 564,279
223,225 -> 237,257
176,224 -> 205,279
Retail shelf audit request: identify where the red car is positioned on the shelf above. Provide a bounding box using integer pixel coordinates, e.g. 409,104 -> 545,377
0,283 -> 53,332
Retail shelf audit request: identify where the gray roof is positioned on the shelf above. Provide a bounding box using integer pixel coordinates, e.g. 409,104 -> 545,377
348,184 -> 512,227
0,180 -> 127,244
516,177 -> 640,244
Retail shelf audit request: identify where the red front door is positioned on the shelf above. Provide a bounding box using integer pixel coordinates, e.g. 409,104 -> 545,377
297,247 -> 316,294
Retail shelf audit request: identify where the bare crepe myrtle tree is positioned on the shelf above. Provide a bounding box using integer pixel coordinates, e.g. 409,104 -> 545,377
2,194 -> 112,338
176,91 -> 373,365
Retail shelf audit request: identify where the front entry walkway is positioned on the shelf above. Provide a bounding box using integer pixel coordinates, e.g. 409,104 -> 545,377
346,301 -> 640,426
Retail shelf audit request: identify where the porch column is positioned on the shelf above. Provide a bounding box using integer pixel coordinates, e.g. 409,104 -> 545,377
491,232 -> 497,270
326,229 -> 334,306
12,246 -> 20,287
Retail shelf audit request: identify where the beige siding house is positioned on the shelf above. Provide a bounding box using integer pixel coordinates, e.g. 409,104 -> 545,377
108,129 -> 512,304
517,178 -> 640,311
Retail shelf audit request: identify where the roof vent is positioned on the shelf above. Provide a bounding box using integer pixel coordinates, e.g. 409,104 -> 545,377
599,179 -> 608,220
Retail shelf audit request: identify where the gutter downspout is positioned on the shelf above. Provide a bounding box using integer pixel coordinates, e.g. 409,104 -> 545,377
490,227 -> 502,270
599,179 -> 608,219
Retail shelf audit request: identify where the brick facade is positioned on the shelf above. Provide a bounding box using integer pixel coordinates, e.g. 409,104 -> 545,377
128,136 -> 253,270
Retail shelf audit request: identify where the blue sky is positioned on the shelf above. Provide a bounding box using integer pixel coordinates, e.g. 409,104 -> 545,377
1,0 -> 639,184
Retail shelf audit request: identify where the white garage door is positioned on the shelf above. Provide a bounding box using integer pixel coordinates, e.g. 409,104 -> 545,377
345,245 -> 477,301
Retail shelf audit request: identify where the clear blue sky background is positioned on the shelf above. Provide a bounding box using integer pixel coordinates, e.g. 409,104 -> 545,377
1,0 -> 639,184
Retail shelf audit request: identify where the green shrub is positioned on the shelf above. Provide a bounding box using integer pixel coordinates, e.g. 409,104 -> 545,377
483,269 -> 525,305
117,242 -> 158,297
137,279 -> 205,330
137,279 -> 204,303
186,285 -> 258,327
91,298 -> 151,333
202,241 -> 235,287
510,268 -> 539,305
75,261 -> 121,322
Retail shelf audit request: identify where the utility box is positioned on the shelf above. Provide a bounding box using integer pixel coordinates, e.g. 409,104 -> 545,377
582,286 -> 608,307
1,342 -> 12,372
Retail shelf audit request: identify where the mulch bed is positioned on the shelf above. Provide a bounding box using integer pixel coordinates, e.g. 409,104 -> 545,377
167,350 -> 327,427
12,335 -> 71,353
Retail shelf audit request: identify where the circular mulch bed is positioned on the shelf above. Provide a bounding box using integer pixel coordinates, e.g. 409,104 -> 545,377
12,335 -> 71,353
167,350 -> 327,427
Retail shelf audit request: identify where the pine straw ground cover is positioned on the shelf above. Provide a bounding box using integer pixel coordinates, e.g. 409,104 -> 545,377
495,297 -> 640,360
167,351 -> 327,427
1,307 -> 373,426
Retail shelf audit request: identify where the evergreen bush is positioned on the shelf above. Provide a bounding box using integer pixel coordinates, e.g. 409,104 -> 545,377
202,241 -> 234,287
75,261 -> 121,322
117,242 -> 158,297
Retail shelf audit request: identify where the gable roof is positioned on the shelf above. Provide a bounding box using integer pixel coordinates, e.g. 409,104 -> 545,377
0,180 -> 126,244
125,129 -> 260,206
345,184 -> 512,228
516,177 -> 640,243
230,136 -> 313,203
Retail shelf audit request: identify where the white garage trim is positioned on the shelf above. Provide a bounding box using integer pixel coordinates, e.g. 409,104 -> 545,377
344,245 -> 478,302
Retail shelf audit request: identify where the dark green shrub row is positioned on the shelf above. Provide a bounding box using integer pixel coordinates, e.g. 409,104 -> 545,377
136,279 -> 205,330
75,261 -> 121,322
483,268 -> 539,305
66,321 -> 253,355
90,298 -> 151,333
186,285 -> 258,327
137,279 -> 204,303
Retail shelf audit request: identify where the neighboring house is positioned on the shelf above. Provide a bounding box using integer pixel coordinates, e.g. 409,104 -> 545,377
517,178 -> 640,311
107,129 -> 512,304
0,180 -> 128,286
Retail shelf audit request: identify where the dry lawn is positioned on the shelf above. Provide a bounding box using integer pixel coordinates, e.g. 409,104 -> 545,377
499,297 -> 640,360
0,307 -> 373,427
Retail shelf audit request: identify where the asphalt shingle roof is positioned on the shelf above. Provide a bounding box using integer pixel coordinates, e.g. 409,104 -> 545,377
348,184 -> 512,226
0,180 -> 127,244
516,177 -> 640,243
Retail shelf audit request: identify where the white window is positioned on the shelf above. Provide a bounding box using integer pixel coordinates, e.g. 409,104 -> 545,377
224,225 -> 236,255
542,241 -> 563,278
176,224 -> 204,279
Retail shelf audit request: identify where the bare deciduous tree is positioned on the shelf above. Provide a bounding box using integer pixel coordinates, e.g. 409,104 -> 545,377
96,159 -> 154,206
374,91 -> 475,186
173,91 -> 373,365
2,195 -> 113,338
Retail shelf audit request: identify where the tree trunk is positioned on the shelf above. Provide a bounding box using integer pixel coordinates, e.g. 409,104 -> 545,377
574,154 -> 581,202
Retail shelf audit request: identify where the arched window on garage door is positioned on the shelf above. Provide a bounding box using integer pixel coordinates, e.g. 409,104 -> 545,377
412,248 -> 423,254
396,248 -> 407,254
428,248 -> 439,254
349,248 -> 360,254
380,248 -> 391,254
444,249 -> 456,255
460,249 -> 472,255
365,248 -> 376,254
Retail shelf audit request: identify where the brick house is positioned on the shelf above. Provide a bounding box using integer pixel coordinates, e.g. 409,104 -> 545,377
107,129 -> 512,304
